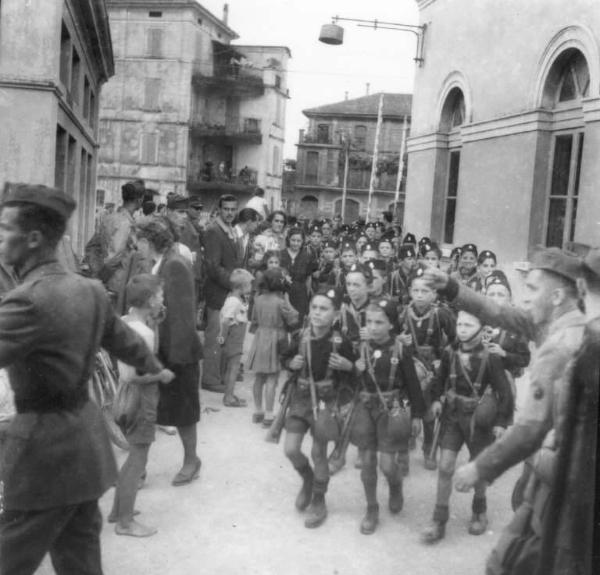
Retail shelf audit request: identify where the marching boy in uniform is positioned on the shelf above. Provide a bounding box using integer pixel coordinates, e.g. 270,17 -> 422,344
421,310 -> 513,543
352,300 -> 425,534
282,289 -> 356,529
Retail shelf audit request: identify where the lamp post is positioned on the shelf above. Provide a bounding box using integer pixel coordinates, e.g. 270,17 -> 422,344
319,16 -> 427,66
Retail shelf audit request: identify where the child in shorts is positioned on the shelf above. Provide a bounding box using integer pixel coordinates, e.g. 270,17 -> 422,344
110,274 -> 175,537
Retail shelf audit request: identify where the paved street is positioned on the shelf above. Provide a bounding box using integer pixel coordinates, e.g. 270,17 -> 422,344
37,366 -> 523,575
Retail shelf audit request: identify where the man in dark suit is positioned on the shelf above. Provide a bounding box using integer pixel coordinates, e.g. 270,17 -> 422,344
0,184 -> 163,575
202,194 -> 240,391
234,207 -> 259,268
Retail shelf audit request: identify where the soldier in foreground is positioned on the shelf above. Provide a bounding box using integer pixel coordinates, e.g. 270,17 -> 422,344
0,184 -> 164,575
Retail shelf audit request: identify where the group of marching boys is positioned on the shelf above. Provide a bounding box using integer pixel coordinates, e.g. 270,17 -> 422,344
234,216 -> 530,540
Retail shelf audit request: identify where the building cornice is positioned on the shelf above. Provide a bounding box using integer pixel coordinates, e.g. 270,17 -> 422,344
107,1 -> 239,39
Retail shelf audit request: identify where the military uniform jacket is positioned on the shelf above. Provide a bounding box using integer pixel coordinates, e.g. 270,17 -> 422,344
0,260 -> 162,511
485,326 -> 531,377
442,279 -> 586,484
360,339 -> 426,418
336,299 -> 369,350
431,342 -> 513,427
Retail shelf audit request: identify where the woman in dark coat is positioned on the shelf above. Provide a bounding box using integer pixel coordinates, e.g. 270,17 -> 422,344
135,218 -> 203,486
279,228 -> 317,321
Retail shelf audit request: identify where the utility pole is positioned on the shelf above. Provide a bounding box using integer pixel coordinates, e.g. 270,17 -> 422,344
366,93 -> 384,222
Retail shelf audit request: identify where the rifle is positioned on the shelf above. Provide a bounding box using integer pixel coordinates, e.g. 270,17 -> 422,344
429,415 -> 442,460
265,375 -> 295,444
328,386 -> 359,475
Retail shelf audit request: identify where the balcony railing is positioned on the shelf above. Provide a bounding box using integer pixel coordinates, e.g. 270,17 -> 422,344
188,165 -> 258,190
299,132 -> 340,145
296,169 -> 399,192
190,117 -> 262,144
192,64 -> 265,95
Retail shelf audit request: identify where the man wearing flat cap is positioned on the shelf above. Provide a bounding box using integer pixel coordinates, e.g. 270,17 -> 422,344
0,184 -> 165,574
421,249 -> 586,563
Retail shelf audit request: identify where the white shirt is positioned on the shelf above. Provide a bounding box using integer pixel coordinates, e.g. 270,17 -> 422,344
245,196 -> 268,220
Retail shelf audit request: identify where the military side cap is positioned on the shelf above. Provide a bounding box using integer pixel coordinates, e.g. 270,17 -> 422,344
461,243 -> 478,256
399,244 -> 416,259
403,233 -> 417,245
531,247 -> 582,284
3,183 -> 76,220
583,247 -> 600,279
167,194 -> 190,210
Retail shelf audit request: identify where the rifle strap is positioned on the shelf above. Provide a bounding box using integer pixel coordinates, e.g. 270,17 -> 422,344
450,347 -> 489,397
388,337 -> 403,389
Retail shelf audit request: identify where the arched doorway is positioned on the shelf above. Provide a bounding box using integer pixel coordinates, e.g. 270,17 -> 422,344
334,198 -> 360,223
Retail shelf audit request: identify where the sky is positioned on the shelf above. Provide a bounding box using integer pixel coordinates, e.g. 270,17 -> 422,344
199,0 -> 420,158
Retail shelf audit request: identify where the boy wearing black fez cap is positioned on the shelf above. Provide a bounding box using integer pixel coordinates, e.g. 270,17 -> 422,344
390,244 -> 417,307
312,239 -> 338,293
281,288 -> 357,529
351,300 -> 425,534
334,242 -> 358,292
307,224 -> 323,260
337,264 -> 373,354
403,233 -> 417,246
420,241 -> 442,269
360,242 -> 379,264
451,243 -> 479,288
398,265 -> 456,470
421,309 -> 513,544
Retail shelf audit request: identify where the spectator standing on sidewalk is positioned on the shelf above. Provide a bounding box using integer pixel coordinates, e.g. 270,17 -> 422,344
0,184 -> 163,575
202,195 -> 240,392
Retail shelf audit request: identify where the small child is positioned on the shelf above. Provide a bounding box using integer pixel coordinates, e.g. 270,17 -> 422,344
421,310 -> 513,544
247,267 -> 299,426
219,269 -> 254,407
352,301 -> 425,534
110,274 -> 175,537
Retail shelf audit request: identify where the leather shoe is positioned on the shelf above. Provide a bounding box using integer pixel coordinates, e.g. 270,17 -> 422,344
304,496 -> 327,528
360,504 -> 379,535
172,458 -> 201,486
421,521 -> 446,544
468,512 -> 488,535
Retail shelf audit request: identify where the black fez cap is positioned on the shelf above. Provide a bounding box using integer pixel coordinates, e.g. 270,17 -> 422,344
420,240 -> 441,257
366,259 -> 386,272
309,224 -> 322,234
167,194 -> 190,210
531,247 -> 582,284
348,262 -> 373,282
365,222 -> 376,230
315,286 -> 342,309
450,246 -> 463,259
399,244 -> 416,259
461,243 -> 478,256
583,247 -> 600,279
340,224 -> 351,233
419,236 -> 431,246
485,272 -> 512,295
371,297 -> 397,324
378,235 -> 393,245
381,230 -> 395,241
340,241 -> 356,252
3,183 -> 76,220
479,249 -> 497,262
403,233 -> 417,245
362,242 -> 378,253
322,240 -> 337,250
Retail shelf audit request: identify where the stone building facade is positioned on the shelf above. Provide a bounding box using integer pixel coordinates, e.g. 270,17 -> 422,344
0,0 -> 114,254
289,93 -> 411,223
405,0 -> 600,263
98,0 -> 290,211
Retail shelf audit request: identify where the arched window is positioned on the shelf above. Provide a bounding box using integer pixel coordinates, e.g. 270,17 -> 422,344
542,49 -> 588,247
439,87 -> 465,244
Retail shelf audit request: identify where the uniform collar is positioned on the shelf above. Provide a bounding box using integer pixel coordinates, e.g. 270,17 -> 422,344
16,258 -> 64,283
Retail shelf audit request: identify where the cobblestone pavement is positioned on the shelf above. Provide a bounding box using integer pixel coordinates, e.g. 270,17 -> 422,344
37,367 -> 525,575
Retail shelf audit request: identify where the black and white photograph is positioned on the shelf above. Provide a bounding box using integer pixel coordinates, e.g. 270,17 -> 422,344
0,0 -> 598,574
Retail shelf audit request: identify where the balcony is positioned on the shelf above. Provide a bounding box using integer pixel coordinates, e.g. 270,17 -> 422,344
192,64 -> 265,96
298,131 -> 340,146
190,117 -> 262,145
187,166 -> 258,195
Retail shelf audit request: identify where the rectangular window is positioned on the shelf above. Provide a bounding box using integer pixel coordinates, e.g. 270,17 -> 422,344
70,48 -> 81,105
59,23 -> 71,87
83,76 -> 90,119
141,132 -> 159,164
149,11 -> 162,17
305,151 -> 319,185
443,150 -> 460,244
54,125 -> 68,190
317,124 -> 330,144
354,125 -> 367,150
66,135 -> 77,197
144,78 -> 161,110
147,28 -> 163,58
326,149 -> 336,183
546,133 -> 584,247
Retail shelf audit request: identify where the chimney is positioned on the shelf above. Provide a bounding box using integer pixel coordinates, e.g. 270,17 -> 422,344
366,83 -> 370,96
223,3 -> 229,25
344,91 -> 348,101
